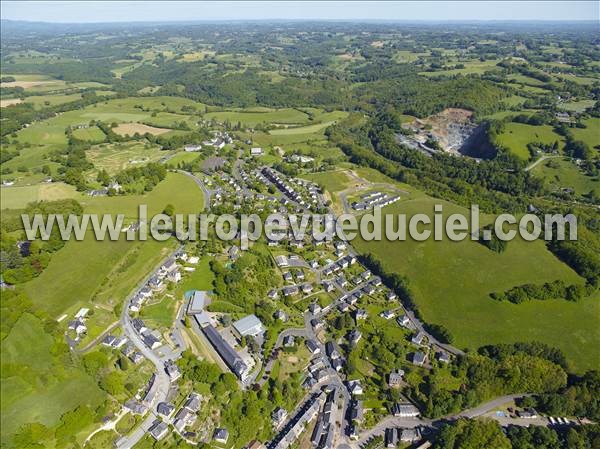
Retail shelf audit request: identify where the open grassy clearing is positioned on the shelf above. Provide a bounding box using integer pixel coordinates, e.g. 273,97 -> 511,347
558,99 -> 596,113
419,59 -> 501,77
1,144 -> 62,177
165,151 -> 202,166
0,182 -> 80,209
269,120 -> 338,136
11,96 -> 203,150
496,122 -> 565,160
532,157 -> 600,197
300,170 -> 352,193
350,195 -> 598,373
557,74 -> 599,86
72,125 -> 106,142
0,77 -> 66,90
24,93 -> 83,109
140,295 -> 178,327
570,117 -> 599,149
205,108 -> 309,126
80,171 -> 205,218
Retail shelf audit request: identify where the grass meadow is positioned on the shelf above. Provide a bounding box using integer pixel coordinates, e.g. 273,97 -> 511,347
351,195 -> 599,373
532,157 -> 600,197
496,122 -> 565,160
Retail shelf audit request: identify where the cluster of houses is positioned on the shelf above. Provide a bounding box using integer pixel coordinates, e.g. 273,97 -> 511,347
310,389 -> 338,449
268,392 -> 325,449
202,130 -> 233,150
148,391 -> 202,442
351,191 -> 401,211
261,167 -> 322,211
302,350 -> 334,388
130,258 -> 181,313
132,318 -> 163,350
123,373 -> 161,418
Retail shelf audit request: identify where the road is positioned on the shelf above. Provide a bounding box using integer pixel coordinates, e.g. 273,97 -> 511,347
113,172 -> 212,449
353,394 -> 534,447
177,169 -> 212,209
115,248 -> 182,449
524,154 -> 561,172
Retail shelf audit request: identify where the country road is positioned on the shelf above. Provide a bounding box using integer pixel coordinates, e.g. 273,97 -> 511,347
109,173 -> 211,449
354,393 -> 532,446
524,154 -> 561,172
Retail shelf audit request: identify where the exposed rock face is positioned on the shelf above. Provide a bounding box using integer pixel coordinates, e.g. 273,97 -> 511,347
398,108 -> 496,159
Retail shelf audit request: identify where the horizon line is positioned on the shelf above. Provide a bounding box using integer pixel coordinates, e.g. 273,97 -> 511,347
2,18 -> 598,25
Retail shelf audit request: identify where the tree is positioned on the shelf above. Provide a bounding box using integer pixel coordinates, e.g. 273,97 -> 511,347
99,371 -> 125,395
163,203 -> 175,217
96,169 -> 111,186
434,419 -> 511,449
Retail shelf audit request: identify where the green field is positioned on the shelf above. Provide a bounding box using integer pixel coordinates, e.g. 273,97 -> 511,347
532,157 -> 600,197
0,182 -> 80,209
72,125 -> 106,142
419,59 -> 501,77
269,120 -> 337,136
571,117 -> 600,149
205,108 -> 309,126
496,122 -> 565,160
23,173 -> 205,318
24,93 -> 82,109
351,195 -> 599,373
140,296 -> 178,326
300,170 -> 352,193
1,313 -> 105,443
558,100 -> 596,113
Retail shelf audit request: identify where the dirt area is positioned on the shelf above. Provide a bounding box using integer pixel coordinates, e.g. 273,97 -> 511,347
1,80 -> 63,89
0,98 -> 23,107
401,108 -> 495,158
415,108 -> 474,152
370,40 -> 385,48
112,122 -> 171,136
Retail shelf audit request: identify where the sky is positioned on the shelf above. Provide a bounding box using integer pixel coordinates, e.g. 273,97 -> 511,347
1,1 -> 598,23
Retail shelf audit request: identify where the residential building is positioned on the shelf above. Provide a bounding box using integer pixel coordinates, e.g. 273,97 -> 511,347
149,420 -> 169,441
214,428 -> 229,444
392,403 -> 420,418
412,351 -> 427,366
